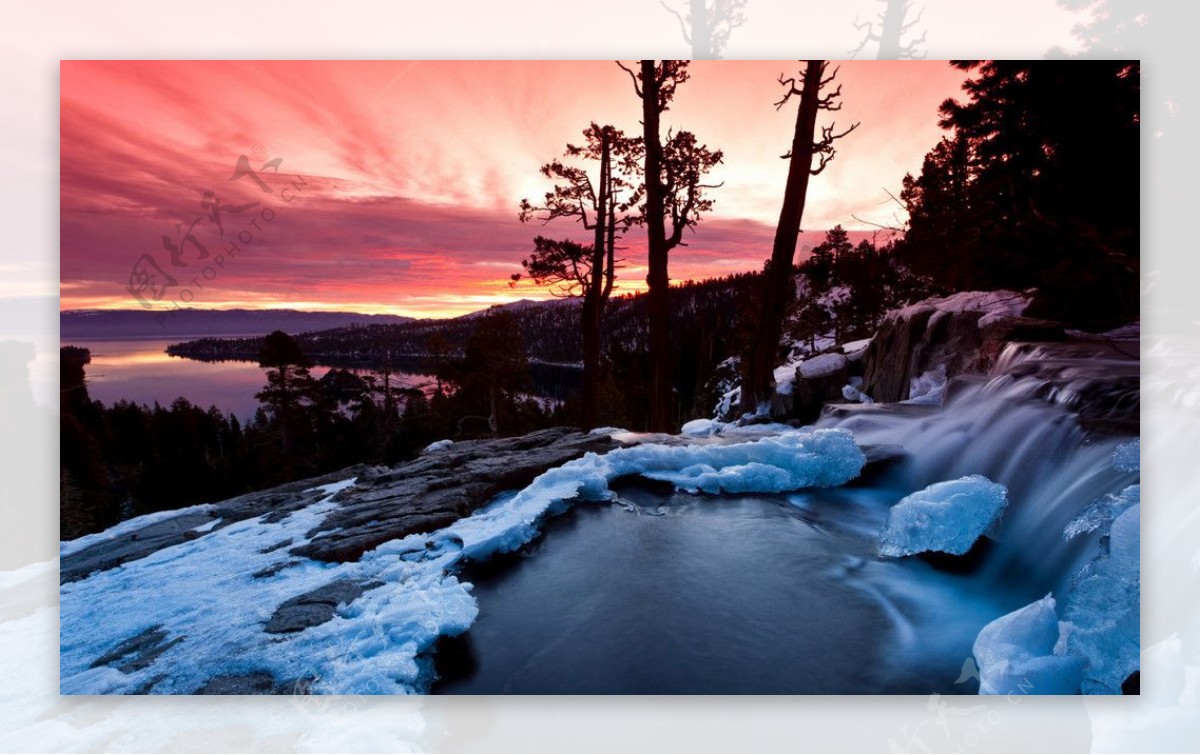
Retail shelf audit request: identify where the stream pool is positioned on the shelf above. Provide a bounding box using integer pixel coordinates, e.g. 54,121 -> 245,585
435,481 -> 1036,694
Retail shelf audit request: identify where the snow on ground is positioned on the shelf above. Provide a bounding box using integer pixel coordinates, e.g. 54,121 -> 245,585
58,478 -> 475,695
842,338 -> 872,359
973,594 -> 1084,695
60,429 -> 867,695
773,352 -> 848,397
59,503 -> 215,559
799,352 -> 848,379
879,475 -> 1008,557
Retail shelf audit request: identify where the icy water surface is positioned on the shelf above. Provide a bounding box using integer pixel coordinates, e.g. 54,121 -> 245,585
435,483 -> 1034,694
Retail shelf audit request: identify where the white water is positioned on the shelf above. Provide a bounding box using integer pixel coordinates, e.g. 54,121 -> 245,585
819,338 -> 1139,594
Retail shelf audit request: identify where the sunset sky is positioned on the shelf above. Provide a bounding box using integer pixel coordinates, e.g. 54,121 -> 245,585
61,60 -> 967,318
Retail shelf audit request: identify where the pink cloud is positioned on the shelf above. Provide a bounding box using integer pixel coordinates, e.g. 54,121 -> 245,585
61,60 -> 964,316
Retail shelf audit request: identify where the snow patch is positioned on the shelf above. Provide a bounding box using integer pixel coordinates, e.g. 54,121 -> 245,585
842,338 -> 872,360
681,418 -> 720,437
887,290 -> 1031,328
879,475 -> 1008,557
841,376 -> 874,404
902,365 -> 948,406
799,352 -> 848,379
191,518 -> 222,534
773,363 -> 798,396
60,504 -> 216,559
422,439 -> 454,454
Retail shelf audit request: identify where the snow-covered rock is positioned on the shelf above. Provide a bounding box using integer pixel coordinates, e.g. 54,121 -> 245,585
888,290 -> 1033,327
774,351 -> 854,422
973,594 -> 1084,695
421,439 -> 454,454
798,352 -> 848,379
974,502 -> 1141,696
879,475 -> 1008,557
842,338 -> 872,362
861,289 -> 1062,403
681,418 -> 720,437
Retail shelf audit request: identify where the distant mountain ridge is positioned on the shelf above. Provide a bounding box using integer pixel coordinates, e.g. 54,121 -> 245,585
60,308 -> 416,340
164,273 -> 762,371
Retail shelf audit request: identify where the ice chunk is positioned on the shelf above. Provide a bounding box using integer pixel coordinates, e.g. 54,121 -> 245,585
448,428 -> 865,563
973,594 -> 1083,695
1060,504 -> 1140,694
1111,439 -> 1140,473
1063,484 -> 1139,539
422,439 -> 454,454
879,475 -> 1008,557
630,429 -> 865,495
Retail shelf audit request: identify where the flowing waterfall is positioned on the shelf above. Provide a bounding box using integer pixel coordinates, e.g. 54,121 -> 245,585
819,337 -> 1139,594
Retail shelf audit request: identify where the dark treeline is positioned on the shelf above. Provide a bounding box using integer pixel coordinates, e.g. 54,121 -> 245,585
893,61 -> 1139,328
60,313 -> 563,539
168,274 -> 761,379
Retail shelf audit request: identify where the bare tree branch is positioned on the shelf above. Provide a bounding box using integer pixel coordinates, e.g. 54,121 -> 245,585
615,61 -> 643,98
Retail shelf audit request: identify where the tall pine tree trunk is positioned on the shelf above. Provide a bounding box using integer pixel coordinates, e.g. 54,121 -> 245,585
580,296 -> 602,428
641,60 -> 673,432
580,129 -> 611,430
742,60 -> 824,415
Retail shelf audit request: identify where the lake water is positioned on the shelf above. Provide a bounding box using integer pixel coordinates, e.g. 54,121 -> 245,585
62,338 -> 437,420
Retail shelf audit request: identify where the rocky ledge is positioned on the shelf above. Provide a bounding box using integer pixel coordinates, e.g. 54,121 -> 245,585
61,427 -> 621,585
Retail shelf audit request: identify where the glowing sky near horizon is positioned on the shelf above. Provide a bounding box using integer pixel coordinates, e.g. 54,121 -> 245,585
61,60 -> 967,318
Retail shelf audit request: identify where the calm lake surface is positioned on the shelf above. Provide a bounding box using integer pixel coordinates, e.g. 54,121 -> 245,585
62,337 -> 438,420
